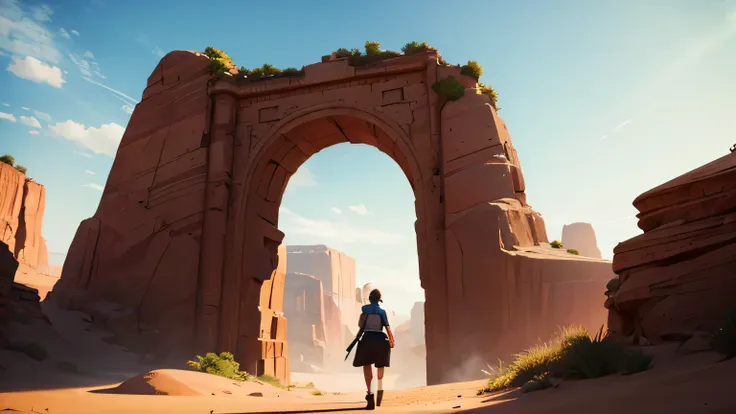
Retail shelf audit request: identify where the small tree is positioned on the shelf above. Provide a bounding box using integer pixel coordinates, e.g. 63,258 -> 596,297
14,165 -> 27,174
364,41 -> 381,56
460,60 -> 484,80
550,240 -> 563,249
0,154 -> 14,166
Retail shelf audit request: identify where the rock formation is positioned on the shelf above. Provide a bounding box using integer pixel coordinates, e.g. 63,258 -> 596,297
286,245 -> 360,346
283,271 -> 330,371
562,222 -> 602,258
0,163 -> 50,278
257,244 -> 289,383
607,151 -> 736,343
49,49 -> 614,384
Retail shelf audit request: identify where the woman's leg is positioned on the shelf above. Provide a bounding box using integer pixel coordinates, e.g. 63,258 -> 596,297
376,367 -> 385,405
363,365 -> 373,393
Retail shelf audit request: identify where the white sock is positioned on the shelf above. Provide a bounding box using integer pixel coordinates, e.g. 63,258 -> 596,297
377,379 -> 383,391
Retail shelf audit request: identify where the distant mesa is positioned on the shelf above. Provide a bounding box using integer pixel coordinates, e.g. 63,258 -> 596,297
561,222 -> 602,259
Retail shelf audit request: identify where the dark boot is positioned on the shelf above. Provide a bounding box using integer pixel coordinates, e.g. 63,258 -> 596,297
376,390 -> 384,407
365,392 -> 375,410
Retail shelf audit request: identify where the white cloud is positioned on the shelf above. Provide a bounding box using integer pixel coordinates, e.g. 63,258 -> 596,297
613,119 -> 633,131
28,129 -> 38,135
7,55 -> 65,87
58,28 -> 70,39
121,104 -> 134,114
48,120 -> 125,157
19,115 -> 41,128
2,103 -> 9,107
0,112 -> 17,122
279,206 -> 404,245
70,29 -> 79,36
0,2 -> 61,64
68,53 -> 102,78
348,203 -> 370,215
33,110 -> 51,121
288,166 -> 318,188
85,169 -> 95,175
83,50 -> 94,58
330,207 -> 342,214
81,183 -> 104,192
21,106 -> 29,110
82,77 -> 139,104
74,151 -> 92,158
31,4 -> 53,22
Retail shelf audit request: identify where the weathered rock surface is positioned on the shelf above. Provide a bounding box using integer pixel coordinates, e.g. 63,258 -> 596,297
50,49 -> 614,384
0,163 -> 49,273
257,244 -> 289,384
562,222 -> 602,258
608,151 -> 736,344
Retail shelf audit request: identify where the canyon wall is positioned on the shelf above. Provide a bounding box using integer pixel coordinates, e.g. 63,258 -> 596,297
607,151 -> 736,343
0,163 -> 49,277
562,222 -> 602,258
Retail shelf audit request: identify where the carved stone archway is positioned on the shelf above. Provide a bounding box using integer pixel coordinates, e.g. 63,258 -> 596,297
50,50 -> 614,386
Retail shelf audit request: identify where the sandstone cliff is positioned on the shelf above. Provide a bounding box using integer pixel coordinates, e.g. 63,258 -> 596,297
562,222 -> 602,258
0,163 -> 49,274
607,151 -> 736,343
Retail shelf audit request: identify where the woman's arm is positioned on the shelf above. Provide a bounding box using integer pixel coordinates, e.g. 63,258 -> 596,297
357,312 -> 366,329
386,326 -> 395,348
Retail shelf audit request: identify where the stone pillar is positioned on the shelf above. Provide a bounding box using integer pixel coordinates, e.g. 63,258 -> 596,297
195,94 -> 237,354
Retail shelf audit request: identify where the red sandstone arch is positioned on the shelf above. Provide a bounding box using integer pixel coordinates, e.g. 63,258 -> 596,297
50,50 -> 615,386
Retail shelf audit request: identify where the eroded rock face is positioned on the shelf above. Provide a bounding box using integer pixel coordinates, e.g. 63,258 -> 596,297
257,244 -> 289,384
609,152 -> 736,343
562,222 -> 602,258
50,50 -> 613,384
0,163 -> 49,275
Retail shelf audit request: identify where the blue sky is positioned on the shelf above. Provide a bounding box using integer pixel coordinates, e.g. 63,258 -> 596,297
1,0 -> 735,317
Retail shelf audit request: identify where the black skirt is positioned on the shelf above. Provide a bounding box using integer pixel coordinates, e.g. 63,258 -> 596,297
353,331 -> 391,368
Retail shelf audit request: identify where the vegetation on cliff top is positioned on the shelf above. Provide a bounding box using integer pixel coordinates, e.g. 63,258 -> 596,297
1,154 -> 28,175
202,41 -> 499,108
479,326 -> 652,395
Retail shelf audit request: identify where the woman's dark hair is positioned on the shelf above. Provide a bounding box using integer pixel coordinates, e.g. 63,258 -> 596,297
368,289 -> 382,304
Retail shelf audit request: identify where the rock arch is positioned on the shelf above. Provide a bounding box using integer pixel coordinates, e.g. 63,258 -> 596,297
49,50 -> 614,385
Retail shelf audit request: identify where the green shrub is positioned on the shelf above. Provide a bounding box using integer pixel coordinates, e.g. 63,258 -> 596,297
204,46 -> 234,74
605,277 -> 621,297
257,374 -> 286,388
334,48 -> 351,58
5,341 -> 48,361
14,165 -> 27,174
460,60 -> 483,80
566,249 -> 579,255
364,41 -> 381,56
712,308 -> 736,359
312,390 -> 324,396
432,76 -> 465,102
0,154 -> 14,166
550,240 -> 563,249
401,41 -> 446,64
483,325 -> 652,394
281,67 -> 303,76
620,349 -> 652,374
477,82 -> 499,109
521,377 -> 553,393
187,352 -> 251,381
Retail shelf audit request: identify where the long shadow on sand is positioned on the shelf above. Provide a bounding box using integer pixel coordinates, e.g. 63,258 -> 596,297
223,404 -> 366,414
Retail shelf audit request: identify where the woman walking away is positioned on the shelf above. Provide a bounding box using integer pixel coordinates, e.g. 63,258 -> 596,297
353,289 -> 395,410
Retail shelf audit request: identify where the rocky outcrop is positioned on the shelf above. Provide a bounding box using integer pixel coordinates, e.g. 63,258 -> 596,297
257,244 -> 289,384
607,151 -> 736,343
0,163 -> 49,276
283,271 -> 330,371
562,222 -> 602,258
0,241 -> 19,328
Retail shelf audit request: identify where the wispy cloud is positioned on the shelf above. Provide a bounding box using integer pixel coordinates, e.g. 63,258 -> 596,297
121,104 -> 134,114
70,29 -> 79,37
0,1 -> 61,63
85,169 -> 95,175
135,34 -> 165,58
7,55 -> 65,87
330,207 -> 342,214
68,53 -> 105,79
348,203 -> 370,215
613,119 -> 633,131
74,151 -> 92,158
288,166 -> 318,188
1,103 -> 9,107
19,115 -> 41,128
280,206 -> 403,245
81,183 -> 104,192
58,28 -> 71,39
82,77 -> 139,104
28,130 -> 39,135
21,106 -> 29,110
0,112 -> 17,123
33,110 -> 51,121
49,120 -> 125,157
